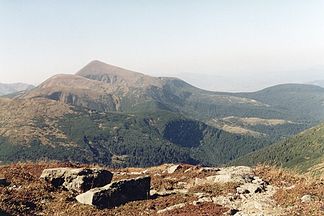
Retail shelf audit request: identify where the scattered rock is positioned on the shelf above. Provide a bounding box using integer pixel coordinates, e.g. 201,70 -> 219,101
193,166 -> 254,186
76,176 -> 151,208
301,194 -> 314,203
217,166 -> 253,177
193,196 -> 212,205
157,203 -> 186,214
212,195 -> 235,206
199,167 -> 221,173
167,164 -> 182,174
40,168 -> 113,193
184,167 -> 193,173
236,182 -> 266,195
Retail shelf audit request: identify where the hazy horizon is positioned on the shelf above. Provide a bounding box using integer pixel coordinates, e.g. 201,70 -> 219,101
1,0 -> 324,91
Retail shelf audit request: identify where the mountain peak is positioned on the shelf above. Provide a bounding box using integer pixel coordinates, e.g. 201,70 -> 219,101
76,60 -> 162,87
77,60 -> 141,77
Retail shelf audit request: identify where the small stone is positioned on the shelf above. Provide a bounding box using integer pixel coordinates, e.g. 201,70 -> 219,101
167,164 -> 182,174
301,195 -> 313,203
236,183 -> 266,195
193,197 -> 212,205
199,167 -> 220,173
229,209 -> 240,215
237,187 -> 250,194
157,203 -> 186,214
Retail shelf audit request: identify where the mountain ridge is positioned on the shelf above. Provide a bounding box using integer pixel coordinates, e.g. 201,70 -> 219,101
0,82 -> 34,96
1,60 -> 323,168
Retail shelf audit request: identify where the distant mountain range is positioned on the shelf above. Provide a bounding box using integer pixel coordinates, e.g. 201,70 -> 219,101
307,80 -> 324,88
0,82 -> 34,96
1,60 -> 324,168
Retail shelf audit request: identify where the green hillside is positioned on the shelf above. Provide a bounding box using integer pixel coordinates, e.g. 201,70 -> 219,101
239,84 -> 324,121
232,123 -> 324,173
0,98 -> 266,167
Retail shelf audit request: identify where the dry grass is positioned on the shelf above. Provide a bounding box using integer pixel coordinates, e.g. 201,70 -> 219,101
189,182 -> 239,197
255,164 -> 324,216
0,98 -> 75,146
1,162 -> 323,216
161,202 -> 229,216
0,162 -> 217,216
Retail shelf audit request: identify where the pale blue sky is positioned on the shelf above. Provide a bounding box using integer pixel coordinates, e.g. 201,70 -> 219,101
1,0 -> 324,89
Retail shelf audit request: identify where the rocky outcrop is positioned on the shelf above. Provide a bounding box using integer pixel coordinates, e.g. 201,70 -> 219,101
76,176 -> 151,208
40,168 -> 113,193
153,165 -> 283,216
193,166 -> 253,186
190,167 -> 283,216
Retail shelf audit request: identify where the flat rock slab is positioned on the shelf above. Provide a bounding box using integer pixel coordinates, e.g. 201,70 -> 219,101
40,168 -> 113,193
194,166 -> 254,186
76,176 -> 151,208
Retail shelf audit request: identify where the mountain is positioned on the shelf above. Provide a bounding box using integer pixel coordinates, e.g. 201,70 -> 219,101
76,60 -> 164,88
308,80 -> 324,88
0,97 -> 265,167
233,123 -> 324,174
20,61 -> 323,133
1,60 -> 323,167
0,82 -> 34,96
238,84 -> 324,122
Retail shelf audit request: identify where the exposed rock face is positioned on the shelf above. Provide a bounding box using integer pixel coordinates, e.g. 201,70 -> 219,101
76,176 -> 151,208
40,168 -> 113,193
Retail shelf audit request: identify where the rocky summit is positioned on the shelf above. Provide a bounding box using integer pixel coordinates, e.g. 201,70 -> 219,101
0,162 -> 322,215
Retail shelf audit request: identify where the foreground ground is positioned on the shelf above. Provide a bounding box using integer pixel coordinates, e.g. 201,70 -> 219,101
0,162 -> 323,216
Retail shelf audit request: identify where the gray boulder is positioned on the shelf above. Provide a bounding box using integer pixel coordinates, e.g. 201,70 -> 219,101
76,176 -> 151,208
40,168 -> 113,193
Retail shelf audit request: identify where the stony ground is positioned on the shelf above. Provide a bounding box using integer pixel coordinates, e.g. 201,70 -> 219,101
0,162 -> 323,216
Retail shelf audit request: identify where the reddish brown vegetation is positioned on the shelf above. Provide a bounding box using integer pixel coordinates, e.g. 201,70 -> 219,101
162,203 -> 228,216
0,162 -> 323,216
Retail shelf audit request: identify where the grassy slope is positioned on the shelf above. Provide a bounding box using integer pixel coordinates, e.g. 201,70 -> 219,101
239,84 -> 324,122
233,123 -> 324,172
